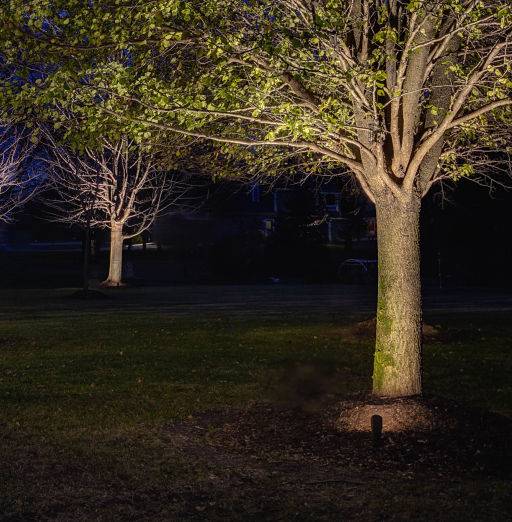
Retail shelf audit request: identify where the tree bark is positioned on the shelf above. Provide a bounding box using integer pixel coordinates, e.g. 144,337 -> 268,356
103,223 -> 124,287
372,194 -> 422,397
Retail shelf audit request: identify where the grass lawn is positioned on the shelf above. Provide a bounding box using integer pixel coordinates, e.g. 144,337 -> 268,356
0,306 -> 511,520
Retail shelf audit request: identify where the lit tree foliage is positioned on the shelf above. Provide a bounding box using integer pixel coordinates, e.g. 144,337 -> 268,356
2,0 -> 512,396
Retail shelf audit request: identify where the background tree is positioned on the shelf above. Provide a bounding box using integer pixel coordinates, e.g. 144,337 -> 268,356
46,135 -> 192,286
0,126 -> 35,222
3,1 -> 512,396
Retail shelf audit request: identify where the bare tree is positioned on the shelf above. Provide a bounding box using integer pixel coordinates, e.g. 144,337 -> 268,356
0,126 -> 35,222
46,136 -> 193,286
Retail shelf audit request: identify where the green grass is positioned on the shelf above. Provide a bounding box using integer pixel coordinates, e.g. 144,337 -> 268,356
1,311 -> 511,436
0,314 -> 370,435
1,309 -> 511,520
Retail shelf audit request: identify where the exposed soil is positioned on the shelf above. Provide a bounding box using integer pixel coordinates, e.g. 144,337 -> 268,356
337,396 -> 438,432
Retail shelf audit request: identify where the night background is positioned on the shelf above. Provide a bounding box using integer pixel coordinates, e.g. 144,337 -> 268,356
3,180 -> 512,289
1,1 -> 512,521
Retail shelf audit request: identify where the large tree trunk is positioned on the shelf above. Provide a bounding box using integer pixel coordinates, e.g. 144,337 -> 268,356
372,194 -> 422,397
103,223 -> 124,287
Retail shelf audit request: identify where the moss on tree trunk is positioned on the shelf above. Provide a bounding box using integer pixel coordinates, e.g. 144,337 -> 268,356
372,195 -> 422,397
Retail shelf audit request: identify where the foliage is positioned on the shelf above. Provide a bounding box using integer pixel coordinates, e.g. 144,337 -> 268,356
2,0 -> 512,396
2,1 -> 511,195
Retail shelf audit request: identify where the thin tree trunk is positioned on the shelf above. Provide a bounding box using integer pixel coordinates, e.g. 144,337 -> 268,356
372,195 -> 422,397
103,223 -> 124,287
83,224 -> 91,293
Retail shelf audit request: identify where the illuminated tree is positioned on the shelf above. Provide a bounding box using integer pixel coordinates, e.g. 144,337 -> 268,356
46,136 -> 191,286
3,1 -> 512,396
0,126 -> 34,222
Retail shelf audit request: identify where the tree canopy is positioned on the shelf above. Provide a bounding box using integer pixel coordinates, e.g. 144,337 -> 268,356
2,0 -> 512,396
2,1 -> 511,194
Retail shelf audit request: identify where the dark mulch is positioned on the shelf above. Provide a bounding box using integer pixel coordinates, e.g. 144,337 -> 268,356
345,317 -> 442,341
2,396 -> 511,520
158,395 -> 512,520
167,395 -> 512,477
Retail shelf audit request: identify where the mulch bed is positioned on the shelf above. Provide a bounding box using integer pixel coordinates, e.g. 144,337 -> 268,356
343,317 -> 442,341
167,395 -> 512,478
158,395 -> 512,519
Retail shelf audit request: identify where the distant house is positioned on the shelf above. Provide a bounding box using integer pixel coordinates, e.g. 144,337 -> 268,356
0,176 -> 376,252
152,178 -> 376,249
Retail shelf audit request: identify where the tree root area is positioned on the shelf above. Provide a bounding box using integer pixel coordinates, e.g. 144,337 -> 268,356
167,395 -> 511,480
163,396 -> 512,519
3,396 -> 511,520
99,280 -> 127,288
